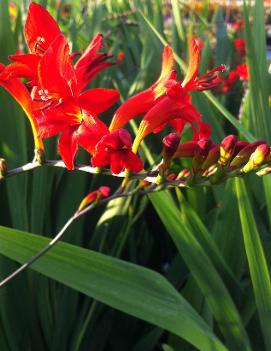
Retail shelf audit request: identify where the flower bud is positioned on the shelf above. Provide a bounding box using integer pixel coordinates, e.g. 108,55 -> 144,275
0,158 -> 7,179
173,141 -> 197,158
230,140 -> 265,168
242,144 -> 269,173
167,173 -> 177,181
177,168 -> 190,179
219,134 -> 237,166
192,139 -> 212,172
200,144 -> 220,170
162,133 -> 180,170
78,186 -> 111,212
162,133 -> 180,156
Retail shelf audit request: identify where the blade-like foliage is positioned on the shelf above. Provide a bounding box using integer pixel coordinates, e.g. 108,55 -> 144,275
0,225 -> 228,351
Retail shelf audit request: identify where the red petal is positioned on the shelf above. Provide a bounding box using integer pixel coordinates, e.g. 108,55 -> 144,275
74,34 -> 113,91
38,120 -> 70,138
25,2 -> 61,54
132,96 -> 200,152
118,129 -> 132,148
1,54 -> 40,82
91,150 -> 110,168
58,127 -> 78,170
0,75 -> 43,149
109,88 -> 155,131
124,150 -> 143,173
75,33 -> 104,69
156,46 -> 174,84
38,35 -> 75,98
78,88 -> 119,115
110,153 -> 125,174
75,60 -> 114,93
77,118 -> 108,154
182,38 -> 200,89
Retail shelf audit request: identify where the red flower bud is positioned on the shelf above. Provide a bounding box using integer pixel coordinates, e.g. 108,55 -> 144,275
173,141 -> 197,158
78,186 -> 111,211
219,134 -> 237,166
242,144 -> 270,173
230,140 -> 266,168
162,133 -> 180,156
201,144 -> 220,170
192,139 -> 213,172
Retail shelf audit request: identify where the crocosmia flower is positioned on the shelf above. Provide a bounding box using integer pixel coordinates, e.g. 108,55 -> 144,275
33,35 -> 119,170
109,45 -> 175,132
91,129 -> 143,174
110,38 -> 224,153
3,3 -> 113,87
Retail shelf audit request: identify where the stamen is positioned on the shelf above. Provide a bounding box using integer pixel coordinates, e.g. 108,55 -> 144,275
34,36 -> 47,55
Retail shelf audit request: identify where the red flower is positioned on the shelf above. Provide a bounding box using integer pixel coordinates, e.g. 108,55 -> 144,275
109,45 -> 175,131
1,2 -> 113,89
33,35 -> 119,170
236,64 -> 248,81
234,38 -> 246,56
109,38 -> 224,153
91,129 -> 143,174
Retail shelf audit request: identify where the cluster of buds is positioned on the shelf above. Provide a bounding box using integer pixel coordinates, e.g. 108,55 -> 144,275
158,134 -> 271,187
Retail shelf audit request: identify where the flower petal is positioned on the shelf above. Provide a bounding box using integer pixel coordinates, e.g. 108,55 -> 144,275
78,88 -> 119,116
110,152 -> 126,174
75,33 -> 104,69
0,73 -> 43,149
58,127 -> 78,170
124,150 -> 143,173
182,38 -> 200,89
74,33 -> 114,91
132,96 -> 200,152
109,88 -> 155,131
1,54 -> 40,82
77,117 -> 108,154
156,46 -> 174,84
25,2 -> 61,54
38,35 -> 75,99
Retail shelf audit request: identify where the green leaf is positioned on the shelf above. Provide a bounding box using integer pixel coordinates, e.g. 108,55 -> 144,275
0,225 -> 228,351
235,178 -> 271,350
243,0 -> 270,140
149,191 -> 251,351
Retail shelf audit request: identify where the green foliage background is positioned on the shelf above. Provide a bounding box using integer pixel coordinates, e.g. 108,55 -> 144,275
0,1 -> 271,350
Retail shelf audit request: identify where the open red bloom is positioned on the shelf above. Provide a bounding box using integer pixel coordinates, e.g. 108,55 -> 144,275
110,38 -> 224,153
32,35 -> 119,169
109,45 -> 175,132
91,129 -> 143,174
1,2 -> 113,89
